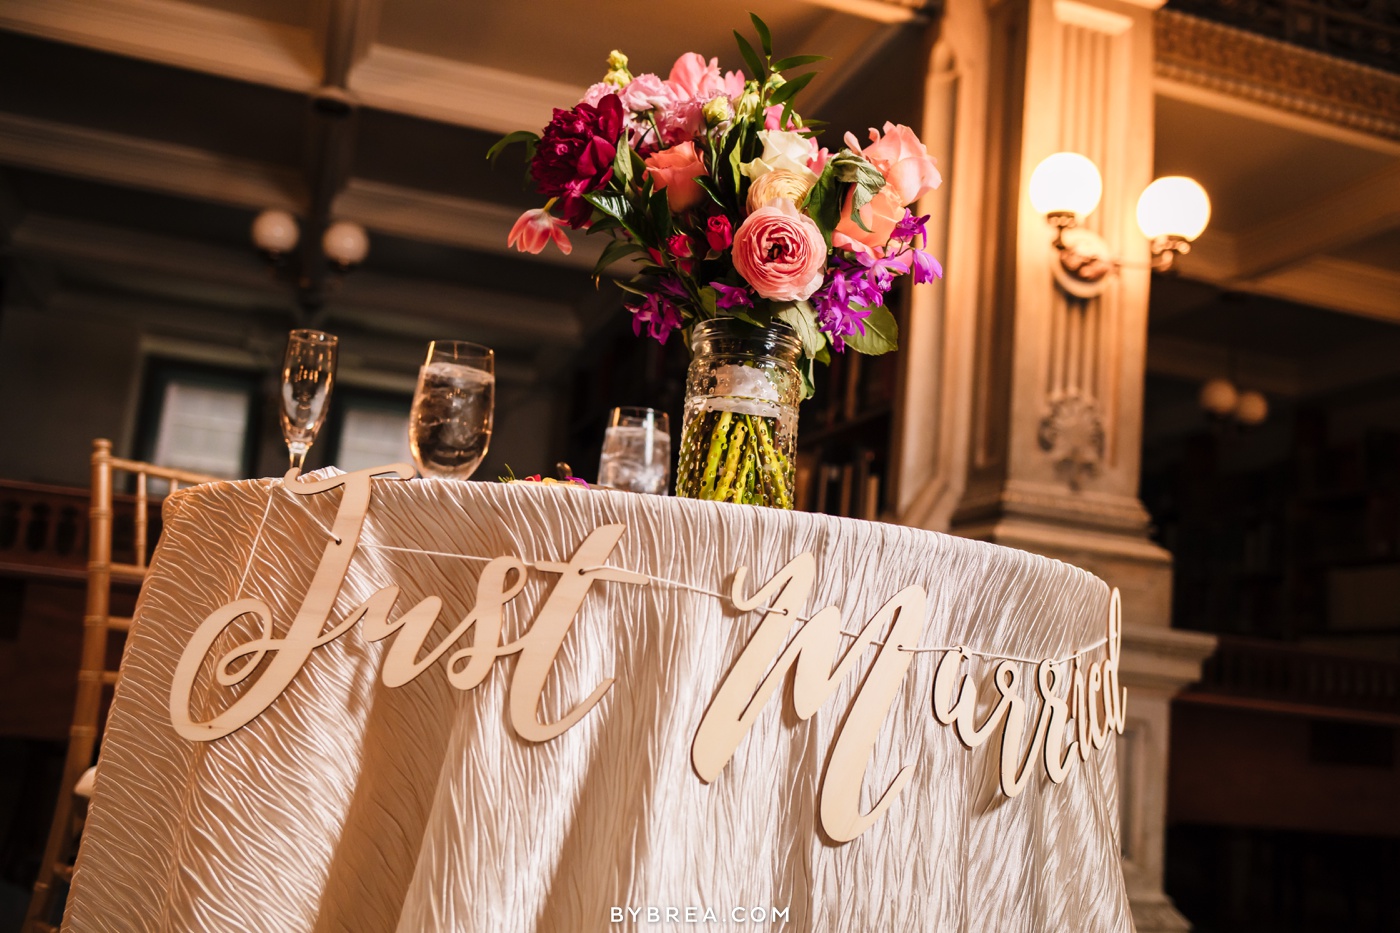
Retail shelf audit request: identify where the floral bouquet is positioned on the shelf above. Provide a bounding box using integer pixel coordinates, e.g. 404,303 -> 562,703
493,15 -> 942,507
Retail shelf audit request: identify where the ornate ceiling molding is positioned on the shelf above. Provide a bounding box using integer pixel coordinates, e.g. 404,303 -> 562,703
1155,9 -> 1400,140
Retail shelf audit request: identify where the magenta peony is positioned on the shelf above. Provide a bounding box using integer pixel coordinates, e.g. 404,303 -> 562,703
732,199 -> 826,301
531,94 -> 626,228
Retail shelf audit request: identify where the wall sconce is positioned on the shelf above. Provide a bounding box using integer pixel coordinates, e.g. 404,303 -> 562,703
1199,377 -> 1268,426
252,210 -> 370,268
252,209 -> 369,311
1029,152 -> 1211,298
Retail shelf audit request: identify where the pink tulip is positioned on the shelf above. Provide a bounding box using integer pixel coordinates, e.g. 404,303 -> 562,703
507,208 -> 573,255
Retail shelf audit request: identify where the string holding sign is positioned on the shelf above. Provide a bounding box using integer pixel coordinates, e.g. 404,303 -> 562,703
172,464 -> 1125,845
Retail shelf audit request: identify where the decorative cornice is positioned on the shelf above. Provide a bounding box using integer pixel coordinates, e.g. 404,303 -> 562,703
1155,9 -> 1400,140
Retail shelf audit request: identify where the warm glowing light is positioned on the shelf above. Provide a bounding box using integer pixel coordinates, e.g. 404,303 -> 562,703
1199,378 -> 1238,417
1029,152 -> 1103,219
1235,390 -> 1269,426
322,220 -> 369,267
251,209 -> 299,254
1137,176 -> 1211,241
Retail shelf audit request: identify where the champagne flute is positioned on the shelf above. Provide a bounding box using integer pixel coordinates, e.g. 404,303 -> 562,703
279,329 -> 338,470
597,407 -> 671,494
409,340 -> 494,478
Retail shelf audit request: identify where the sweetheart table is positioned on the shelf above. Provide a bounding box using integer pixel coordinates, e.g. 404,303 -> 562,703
63,466 -> 1134,932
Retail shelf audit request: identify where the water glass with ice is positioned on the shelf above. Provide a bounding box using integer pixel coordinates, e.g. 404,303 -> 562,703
598,407 -> 671,494
410,340 -> 494,479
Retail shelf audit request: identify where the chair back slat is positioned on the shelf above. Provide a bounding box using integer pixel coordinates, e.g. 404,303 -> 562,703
23,439 -> 220,933
133,473 -> 146,571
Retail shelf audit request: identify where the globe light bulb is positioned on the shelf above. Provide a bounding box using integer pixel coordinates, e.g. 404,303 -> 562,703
322,220 -> 369,267
1137,176 -> 1211,241
1235,390 -> 1269,426
1029,152 -> 1103,219
251,209 -> 299,254
1199,378 -> 1238,417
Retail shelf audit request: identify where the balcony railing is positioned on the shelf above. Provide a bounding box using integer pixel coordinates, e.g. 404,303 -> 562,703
1184,634 -> 1400,722
1166,0 -> 1400,73
0,480 -> 161,580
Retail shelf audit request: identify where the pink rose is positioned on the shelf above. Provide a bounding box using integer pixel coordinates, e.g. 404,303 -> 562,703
643,141 -> 708,212
832,185 -> 903,256
732,199 -> 826,302
649,233 -> 698,273
808,146 -> 831,177
844,122 -> 942,206
705,215 -> 733,251
507,208 -> 572,255
620,73 -> 674,113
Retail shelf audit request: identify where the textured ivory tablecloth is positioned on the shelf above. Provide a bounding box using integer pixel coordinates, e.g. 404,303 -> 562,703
65,474 -> 1133,932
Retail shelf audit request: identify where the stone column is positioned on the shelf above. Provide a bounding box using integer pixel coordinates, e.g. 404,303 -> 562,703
891,0 -> 1217,928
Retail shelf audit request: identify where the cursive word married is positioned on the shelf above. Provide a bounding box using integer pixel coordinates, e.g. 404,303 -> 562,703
169,465 -> 1124,844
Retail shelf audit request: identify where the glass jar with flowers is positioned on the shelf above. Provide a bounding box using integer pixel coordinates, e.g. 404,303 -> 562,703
493,15 -> 943,509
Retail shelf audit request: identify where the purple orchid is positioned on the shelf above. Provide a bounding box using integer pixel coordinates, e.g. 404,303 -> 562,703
710,282 -> 754,310
628,292 -> 683,344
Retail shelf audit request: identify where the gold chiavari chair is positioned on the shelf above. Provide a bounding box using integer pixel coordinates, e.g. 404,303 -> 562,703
24,439 -> 220,933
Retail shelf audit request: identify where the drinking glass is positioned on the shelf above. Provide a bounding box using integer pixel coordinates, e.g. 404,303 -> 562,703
597,407 -> 671,494
409,340 -> 495,478
279,329 -> 338,470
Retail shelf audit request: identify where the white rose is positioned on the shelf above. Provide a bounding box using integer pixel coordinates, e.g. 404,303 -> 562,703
740,129 -> 818,183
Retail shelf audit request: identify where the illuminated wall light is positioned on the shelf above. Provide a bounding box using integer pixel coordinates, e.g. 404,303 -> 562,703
1029,152 -> 1212,295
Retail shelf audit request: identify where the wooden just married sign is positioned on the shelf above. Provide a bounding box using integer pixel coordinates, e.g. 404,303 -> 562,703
169,465 -> 1126,844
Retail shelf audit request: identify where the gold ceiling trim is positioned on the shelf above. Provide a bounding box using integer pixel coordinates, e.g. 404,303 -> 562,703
1155,9 -> 1400,141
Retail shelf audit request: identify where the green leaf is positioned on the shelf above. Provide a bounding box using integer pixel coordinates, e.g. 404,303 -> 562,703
612,136 -> 634,189
842,306 -> 899,355
698,286 -> 719,319
693,176 -> 728,209
592,239 -> 646,278
766,70 -> 815,108
728,138 -> 746,195
750,13 -> 773,58
584,191 -> 635,230
486,130 -> 539,164
799,356 -> 817,400
827,150 -> 886,233
770,54 -> 827,72
774,300 -> 826,360
801,162 -> 842,249
647,187 -> 673,240
734,30 -> 765,80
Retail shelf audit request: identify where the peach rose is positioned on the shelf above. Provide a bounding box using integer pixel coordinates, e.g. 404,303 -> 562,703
644,141 -> 708,212
844,122 -> 942,206
732,199 -> 826,302
832,185 -> 904,256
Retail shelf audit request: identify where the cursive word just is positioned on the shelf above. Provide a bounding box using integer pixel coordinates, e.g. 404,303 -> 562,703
169,465 -> 649,744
